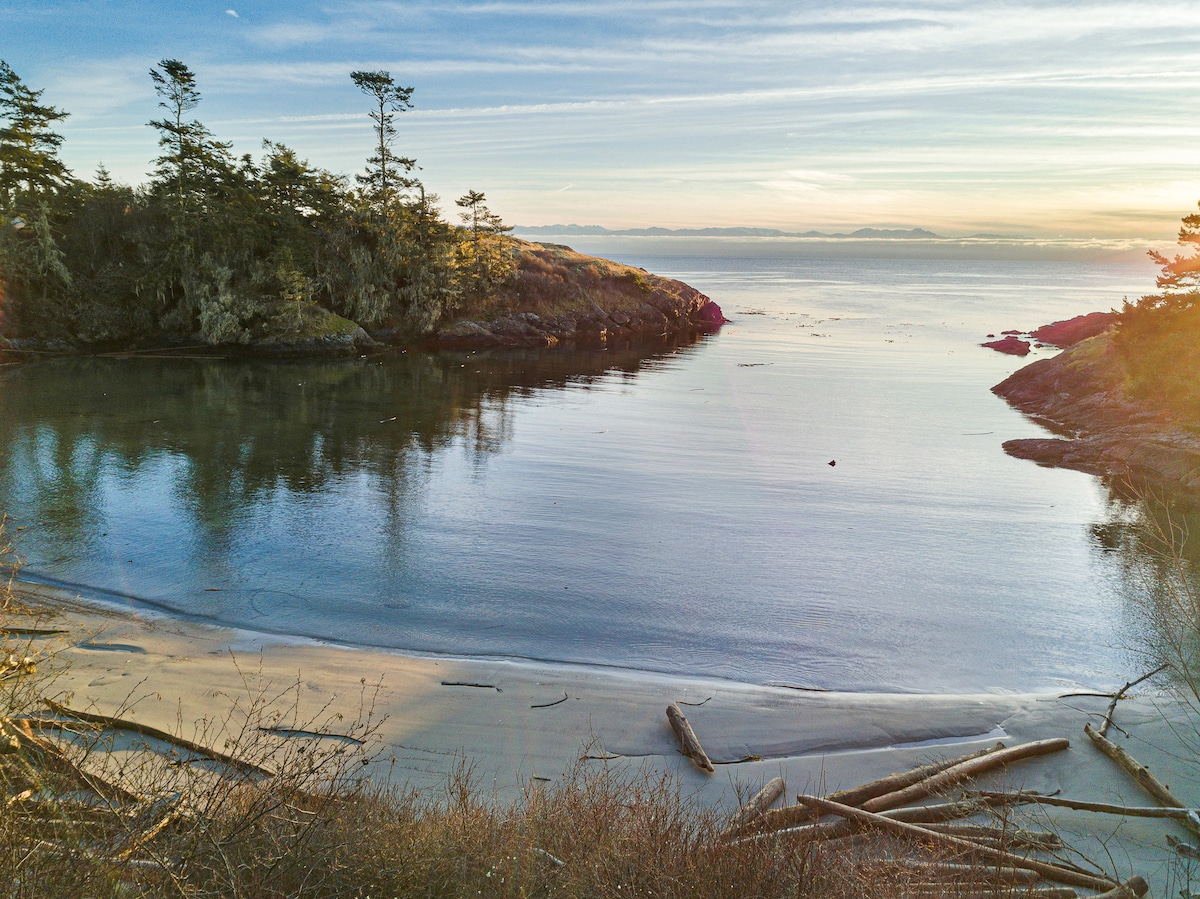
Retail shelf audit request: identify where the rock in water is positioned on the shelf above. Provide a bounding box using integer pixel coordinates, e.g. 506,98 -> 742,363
982,335 -> 1031,355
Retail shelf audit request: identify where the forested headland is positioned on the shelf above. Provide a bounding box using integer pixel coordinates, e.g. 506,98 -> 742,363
0,60 -> 722,352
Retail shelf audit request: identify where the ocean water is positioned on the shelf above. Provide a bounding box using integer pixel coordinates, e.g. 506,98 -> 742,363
0,251 -> 1164,692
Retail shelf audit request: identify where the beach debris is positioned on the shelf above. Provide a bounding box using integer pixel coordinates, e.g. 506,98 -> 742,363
666,702 -> 714,773
677,696 -> 711,706
746,743 -> 1008,836
257,725 -> 366,744
0,626 -> 67,636
975,790 -> 1200,821
1091,877 -> 1149,899
440,680 -> 502,692
0,652 -> 37,679
43,698 -> 274,778
1167,834 -> 1200,859
796,794 -> 1122,892
860,738 -> 1070,813
887,859 -> 1040,884
530,692 -> 569,709
713,754 -> 762,765
914,822 -> 1063,850
1,716 -> 140,805
1099,665 -> 1168,737
721,776 -> 786,836
1083,722 -> 1199,836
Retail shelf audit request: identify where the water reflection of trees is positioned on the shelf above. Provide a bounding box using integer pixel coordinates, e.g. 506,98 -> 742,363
1090,476 -> 1200,680
0,336 -> 705,553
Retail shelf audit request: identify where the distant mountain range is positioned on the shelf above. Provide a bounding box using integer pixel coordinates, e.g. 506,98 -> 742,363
512,225 -> 952,239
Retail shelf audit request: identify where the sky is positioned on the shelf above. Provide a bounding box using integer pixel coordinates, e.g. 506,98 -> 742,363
3,1 -> 1200,240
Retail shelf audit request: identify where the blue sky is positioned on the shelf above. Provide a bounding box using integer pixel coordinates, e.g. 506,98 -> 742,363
4,1 -> 1200,239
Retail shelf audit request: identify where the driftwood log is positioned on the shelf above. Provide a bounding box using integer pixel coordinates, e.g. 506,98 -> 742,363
888,859 -> 1039,884
749,743 -> 1006,835
666,703 -> 713,773
0,717 -> 139,805
797,794 -> 1122,892
1083,723 -> 1200,836
43,699 -> 273,778
721,777 -> 785,835
860,738 -> 1070,814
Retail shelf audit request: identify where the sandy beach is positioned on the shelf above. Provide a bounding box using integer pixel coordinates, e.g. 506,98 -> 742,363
8,579 -> 1200,894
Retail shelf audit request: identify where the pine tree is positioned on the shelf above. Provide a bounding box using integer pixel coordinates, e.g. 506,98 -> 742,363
350,70 -> 416,217
0,60 -> 74,210
148,59 -> 234,208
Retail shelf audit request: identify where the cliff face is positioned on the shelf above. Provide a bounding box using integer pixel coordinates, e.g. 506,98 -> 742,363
434,240 -> 726,348
993,329 -> 1200,491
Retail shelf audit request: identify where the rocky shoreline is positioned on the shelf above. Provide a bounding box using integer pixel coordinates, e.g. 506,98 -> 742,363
993,324 -> 1200,492
0,242 -> 726,359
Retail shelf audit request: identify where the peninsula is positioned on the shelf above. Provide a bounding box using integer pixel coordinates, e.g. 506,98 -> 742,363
0,59 -> 723,356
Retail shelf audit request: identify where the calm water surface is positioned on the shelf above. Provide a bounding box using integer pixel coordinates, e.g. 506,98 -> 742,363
0,253 -> 1165,692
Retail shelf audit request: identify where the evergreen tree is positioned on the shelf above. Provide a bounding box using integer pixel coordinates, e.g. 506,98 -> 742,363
1149,201 -> 1200,297
455,190 -> 513,304
350,70 -> 416,217
148,59 -> 234,208
0,60 -> 74,210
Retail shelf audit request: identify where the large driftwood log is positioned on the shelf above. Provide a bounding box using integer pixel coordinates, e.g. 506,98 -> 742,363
797,794 -> 1122,892
1083,723 -> 1200,836
721,777 -> 785,835
666,703 -> 714,773
860,738 -> 1070,813
749,743 -> 1006,835
43,699 -> 273,778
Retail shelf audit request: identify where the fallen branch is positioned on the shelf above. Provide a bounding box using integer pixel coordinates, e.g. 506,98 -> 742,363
1083,722 -> 1200,836
796,794 -> 1123,892
115,798 -> 185,861
722,777 -> 786,836
860,738 -> 1070,813
1092,877 -> 1149,899
43,699 -> 273,778
1099,665 -> 1168,736
666,702 -> 714,773
886,859 -> 1038,884
257,726 -> 365,744
440,681 -> 502,692
915,822 -> 1063,850
975,790 -> 1200,821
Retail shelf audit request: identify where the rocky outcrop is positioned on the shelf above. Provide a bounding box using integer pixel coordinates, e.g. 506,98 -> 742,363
435,286 -> 727,349
981,335 -> 1031,355
993,327 -> 1200,490
1031,311 -> 1116,348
